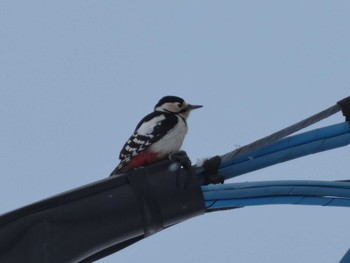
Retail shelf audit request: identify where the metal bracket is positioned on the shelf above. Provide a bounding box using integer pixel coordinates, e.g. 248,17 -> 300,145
337,96 -> 350,122
202,155 -> 225,185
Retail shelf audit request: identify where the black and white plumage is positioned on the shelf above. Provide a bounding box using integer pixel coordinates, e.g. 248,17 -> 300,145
110,96 -> 202,175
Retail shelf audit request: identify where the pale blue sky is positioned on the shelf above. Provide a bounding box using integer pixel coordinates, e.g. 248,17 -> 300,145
1,1 -> 350,262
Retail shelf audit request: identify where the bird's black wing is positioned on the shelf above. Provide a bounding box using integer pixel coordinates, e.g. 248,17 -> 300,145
115,112 -> 178,171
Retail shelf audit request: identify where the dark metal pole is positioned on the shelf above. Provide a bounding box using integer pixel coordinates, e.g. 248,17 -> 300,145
0,160 -> 205,263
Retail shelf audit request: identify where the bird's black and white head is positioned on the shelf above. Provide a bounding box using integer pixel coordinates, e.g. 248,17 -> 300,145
154,96 -> 202,119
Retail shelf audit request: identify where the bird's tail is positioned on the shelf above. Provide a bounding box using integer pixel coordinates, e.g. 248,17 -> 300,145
109,162 -> 127,176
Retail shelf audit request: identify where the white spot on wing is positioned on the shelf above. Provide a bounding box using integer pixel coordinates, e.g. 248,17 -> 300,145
137,115 -> 166,135
133,138 -> 144,144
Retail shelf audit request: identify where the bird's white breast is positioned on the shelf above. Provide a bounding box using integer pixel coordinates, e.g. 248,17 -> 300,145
149,115 -> 188,155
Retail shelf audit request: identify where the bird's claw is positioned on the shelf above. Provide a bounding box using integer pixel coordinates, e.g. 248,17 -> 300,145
169,150 -> 192,169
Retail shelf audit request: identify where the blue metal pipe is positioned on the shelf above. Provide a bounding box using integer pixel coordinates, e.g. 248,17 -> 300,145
340,249 -> 350,263
219,122 -> 350,180
203,180 -> 350,211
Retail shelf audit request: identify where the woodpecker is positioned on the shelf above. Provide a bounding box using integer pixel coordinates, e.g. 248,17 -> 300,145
110,96 -> 202,175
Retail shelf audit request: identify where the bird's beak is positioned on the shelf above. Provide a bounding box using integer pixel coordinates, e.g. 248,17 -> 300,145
187,104 -> 203,110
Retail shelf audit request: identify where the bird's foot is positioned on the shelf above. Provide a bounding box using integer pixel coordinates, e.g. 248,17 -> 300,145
168,150 -> 192,169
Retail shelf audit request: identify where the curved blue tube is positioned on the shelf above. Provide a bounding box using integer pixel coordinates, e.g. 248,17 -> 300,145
219,122 -> 350,180
340,249 -> 350,263
203,180 -> 350,211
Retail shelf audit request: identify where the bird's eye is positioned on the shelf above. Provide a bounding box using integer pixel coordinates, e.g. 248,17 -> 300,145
176,103 -> 182,108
